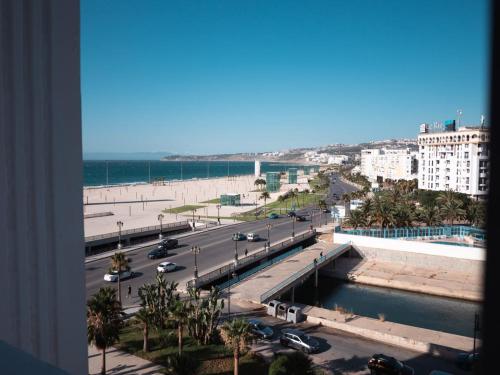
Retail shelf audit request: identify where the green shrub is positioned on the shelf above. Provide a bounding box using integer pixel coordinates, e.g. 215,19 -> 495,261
269,352 -> 313,375
167,353 -> 200,375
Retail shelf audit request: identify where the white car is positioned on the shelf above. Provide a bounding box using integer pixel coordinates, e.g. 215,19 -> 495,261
103,269 -> 132,282
247,233 -> 260,242
157,262 -> 177,273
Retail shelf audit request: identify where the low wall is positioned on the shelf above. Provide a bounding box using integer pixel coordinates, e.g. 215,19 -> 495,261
334,233 -> 484,273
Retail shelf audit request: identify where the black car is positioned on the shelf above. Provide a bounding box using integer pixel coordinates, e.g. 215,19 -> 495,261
148,239 -> 178,259
455,352 -> 479,371
287,211 -> 297,217
367,354 -> 414,375
322,208 -> 331,213
296,215 -> 306,221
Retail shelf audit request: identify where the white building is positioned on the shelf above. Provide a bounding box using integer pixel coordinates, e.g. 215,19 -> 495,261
360,148 -> 418,182
327,155 -> 348,165
255,160 -> 261,177
417,124 -> 489,199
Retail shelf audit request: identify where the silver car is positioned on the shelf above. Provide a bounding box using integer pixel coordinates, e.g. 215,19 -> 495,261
279,328 -> 320,354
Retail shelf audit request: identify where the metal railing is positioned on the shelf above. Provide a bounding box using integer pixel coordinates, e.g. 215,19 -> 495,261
259,242 -> 352,303
85,221 -> 190,242
337,225 -> 486,241
186,230 -> 316,289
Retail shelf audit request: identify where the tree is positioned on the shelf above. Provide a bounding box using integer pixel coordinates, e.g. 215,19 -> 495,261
345,209 -> 367,229
372,194 -> 394,229
418,205 -> 442,226
392,203 -> 416,228
134,307 -> 154,352
186,286 -> 224,345
441,199 -> 465,225
170,300 -> 190,355
259,191 -> 271,217
220,318 -> 253,375
87,287 -> 123,375
110,252 -> 129,304
318,199 -> 327,211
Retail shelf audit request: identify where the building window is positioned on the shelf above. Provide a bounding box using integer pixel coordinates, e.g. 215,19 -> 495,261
464,152 -> 469,159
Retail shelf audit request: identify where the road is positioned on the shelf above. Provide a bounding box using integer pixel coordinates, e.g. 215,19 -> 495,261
85,174 -> 357,303
86,210 -> 326,302
325,171 -> 358,206
246,312 -> 469,375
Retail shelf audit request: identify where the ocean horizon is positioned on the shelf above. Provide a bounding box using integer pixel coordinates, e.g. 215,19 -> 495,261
83,160 -> 313,187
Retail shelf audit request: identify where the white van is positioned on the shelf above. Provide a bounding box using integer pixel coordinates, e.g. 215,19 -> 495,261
247,233 -> 260,242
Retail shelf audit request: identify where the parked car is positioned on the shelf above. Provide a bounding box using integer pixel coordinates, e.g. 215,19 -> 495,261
248,319 -> 273,339
268,213 -> 279,219
322,208 -> 331,213
296,215 -> 306,221
367,354 -> 414,375
455,352 -> 479,371
104,269 -> 133,282
232,232 -> 246,241
287,211 -> 297,217
247,233 -> 260,242
157,262 -> 177,273
279,328 -> 320,354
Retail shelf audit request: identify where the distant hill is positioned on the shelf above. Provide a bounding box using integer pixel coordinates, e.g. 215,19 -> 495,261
83,151 -> 173,160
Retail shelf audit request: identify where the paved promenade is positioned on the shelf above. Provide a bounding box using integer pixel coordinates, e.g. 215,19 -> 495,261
88,345 -> 164,375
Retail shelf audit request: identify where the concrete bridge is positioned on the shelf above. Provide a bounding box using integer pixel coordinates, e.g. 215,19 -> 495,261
230,241 -> 353,304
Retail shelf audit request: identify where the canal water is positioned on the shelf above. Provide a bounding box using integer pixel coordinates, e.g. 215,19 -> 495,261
285,276 -> 480,337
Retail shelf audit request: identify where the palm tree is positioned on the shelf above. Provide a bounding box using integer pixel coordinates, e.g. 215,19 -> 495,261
170,300 -> 190,355
259,191 -> 271,217
134,307 -> 154,352
372,194 -> 394,229
392,203 -> 415,228
345,209 -> 367,229
110,252 -> 129,304
87,287 -> 123,375
220,318 -> 253,375
418,205 -> 442,226
441,199 -> 465,225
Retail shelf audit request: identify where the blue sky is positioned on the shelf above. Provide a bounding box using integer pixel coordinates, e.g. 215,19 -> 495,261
81,0 -> 490,155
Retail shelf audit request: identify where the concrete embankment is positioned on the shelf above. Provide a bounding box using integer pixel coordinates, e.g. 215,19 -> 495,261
299,304 -> 474,360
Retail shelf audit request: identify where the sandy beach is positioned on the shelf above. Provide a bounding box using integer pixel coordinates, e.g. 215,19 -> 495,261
83,173 -> 312,237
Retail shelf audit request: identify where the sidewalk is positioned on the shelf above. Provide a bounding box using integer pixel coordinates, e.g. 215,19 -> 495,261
88,345 -> 164,375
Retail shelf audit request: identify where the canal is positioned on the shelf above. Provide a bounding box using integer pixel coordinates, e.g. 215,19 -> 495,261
284,276 -> 481,337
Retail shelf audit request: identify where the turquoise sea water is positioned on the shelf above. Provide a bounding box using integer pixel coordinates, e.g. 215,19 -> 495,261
83,160 -> 310,187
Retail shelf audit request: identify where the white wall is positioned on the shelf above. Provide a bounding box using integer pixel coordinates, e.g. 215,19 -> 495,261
0,1 -> 87,373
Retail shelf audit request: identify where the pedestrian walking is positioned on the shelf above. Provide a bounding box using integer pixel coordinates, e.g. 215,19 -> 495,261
313,258 -> 317,267
320,251 -> 323,258
245,248 -> 248,257
127,285 -> 132,298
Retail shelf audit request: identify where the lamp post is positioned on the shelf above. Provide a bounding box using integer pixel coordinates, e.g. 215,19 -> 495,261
116,221 -> 123,249
233,235 -> 239,265
292,216 -> 296,238
227,270 -> 237,320
216,204 -> 221,225
158,213 -> 164,239
192,209 -> 196,231
192,245 -> 200,280
267,223 -> 272,250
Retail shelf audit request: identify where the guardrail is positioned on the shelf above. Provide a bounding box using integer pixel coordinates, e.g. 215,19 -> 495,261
186,230 -> 317,290
259,242 -> 352,303
85,221 -> 190,242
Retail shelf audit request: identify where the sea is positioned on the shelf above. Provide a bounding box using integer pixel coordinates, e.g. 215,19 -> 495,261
83,160 -> 311,187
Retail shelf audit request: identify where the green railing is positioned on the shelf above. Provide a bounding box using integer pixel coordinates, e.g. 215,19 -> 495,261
336,225 -> 486,241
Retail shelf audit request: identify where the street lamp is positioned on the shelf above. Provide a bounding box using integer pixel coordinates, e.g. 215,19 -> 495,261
216,204 -> 221,225
116,220 -> 123,249
267,223 -> 272,250
233,235 -> 239,265
192,245 -> 201,280
228,270 -> 237,320
158,213 -> 164,239
292,216 -> 296,238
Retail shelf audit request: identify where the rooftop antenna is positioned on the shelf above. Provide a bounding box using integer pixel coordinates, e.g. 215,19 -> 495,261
457,109 -> 463,128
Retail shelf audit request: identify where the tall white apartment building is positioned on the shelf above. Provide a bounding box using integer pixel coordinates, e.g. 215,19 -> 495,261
360,148 -> 418,182
417,125 -> 489,199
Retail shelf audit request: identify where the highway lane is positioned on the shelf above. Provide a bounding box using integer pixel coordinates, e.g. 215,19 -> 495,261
85,210 -> 329,303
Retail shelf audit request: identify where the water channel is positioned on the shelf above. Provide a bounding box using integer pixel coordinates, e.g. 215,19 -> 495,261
283,276 -> 481,337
